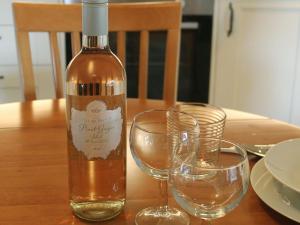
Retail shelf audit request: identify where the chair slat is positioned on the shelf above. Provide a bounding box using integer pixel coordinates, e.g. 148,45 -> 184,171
117,31 -> 126,66
16,31 -> 36,101
71,31 -> 81,57
163,29 -> 181,104
138,30 -> 149,100
13,3 -> 181,32
49,32 -> 64,98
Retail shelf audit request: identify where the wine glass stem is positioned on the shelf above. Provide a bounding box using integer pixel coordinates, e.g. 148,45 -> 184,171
158,179 -> 168,209
201,220 -> 212,225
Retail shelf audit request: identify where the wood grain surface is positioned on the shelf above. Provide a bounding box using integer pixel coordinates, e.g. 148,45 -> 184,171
0,98 -> 299,225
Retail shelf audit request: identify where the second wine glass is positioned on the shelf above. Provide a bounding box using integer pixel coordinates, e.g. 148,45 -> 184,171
130,109 -> 200,225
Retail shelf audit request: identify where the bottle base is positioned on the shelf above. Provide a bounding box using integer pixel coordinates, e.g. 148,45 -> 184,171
70,199 -> 125,221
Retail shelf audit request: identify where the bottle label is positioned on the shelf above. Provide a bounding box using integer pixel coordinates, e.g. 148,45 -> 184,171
70,100 -> 123,159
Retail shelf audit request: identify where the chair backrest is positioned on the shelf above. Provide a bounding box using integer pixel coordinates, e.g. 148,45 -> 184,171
13,1 -> 182,104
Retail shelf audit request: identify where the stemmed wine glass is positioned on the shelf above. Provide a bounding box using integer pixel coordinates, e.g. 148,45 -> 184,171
130,109 -> 200,225
169,137 -> 250,225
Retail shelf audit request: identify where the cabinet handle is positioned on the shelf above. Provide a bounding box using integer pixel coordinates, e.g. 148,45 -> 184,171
227,2 -> 234,37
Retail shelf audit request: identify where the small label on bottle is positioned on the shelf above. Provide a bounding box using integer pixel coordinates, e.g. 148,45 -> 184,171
70,100 -> 123,159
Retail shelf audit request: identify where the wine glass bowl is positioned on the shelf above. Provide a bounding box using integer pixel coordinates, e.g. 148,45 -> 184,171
130,118 -> 169,180
170,138 -> 250,224
130,109 -> 200,180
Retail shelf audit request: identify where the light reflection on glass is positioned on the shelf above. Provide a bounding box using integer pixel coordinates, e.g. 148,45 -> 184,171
89,161 -> 96,200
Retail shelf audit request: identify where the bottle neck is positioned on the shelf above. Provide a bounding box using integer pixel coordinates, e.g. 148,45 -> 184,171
82,35 -> 109,49
82,1 -> 109,49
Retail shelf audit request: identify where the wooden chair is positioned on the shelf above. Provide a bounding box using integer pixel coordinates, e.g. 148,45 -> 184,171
13,1 -> 182,104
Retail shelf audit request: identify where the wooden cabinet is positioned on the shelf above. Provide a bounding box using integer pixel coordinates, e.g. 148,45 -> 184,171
0,0 -> 64,103
210,0 -> 300,126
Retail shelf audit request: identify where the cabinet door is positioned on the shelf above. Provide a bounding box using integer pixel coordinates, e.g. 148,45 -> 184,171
0,65 -> 65,103
0,26 -> 18,65
0,66 -> 22,103
0,0 -> 64,25
210,0 -> 300,125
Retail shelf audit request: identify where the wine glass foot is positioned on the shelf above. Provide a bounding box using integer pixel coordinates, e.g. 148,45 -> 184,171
135,206 -> 190,225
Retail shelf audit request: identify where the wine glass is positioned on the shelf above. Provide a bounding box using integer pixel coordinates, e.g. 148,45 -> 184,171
169,138 -> 250,225
130,109 -> 200,225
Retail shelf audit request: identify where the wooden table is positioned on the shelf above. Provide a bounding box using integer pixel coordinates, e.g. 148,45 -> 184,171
0,98 -> 300,225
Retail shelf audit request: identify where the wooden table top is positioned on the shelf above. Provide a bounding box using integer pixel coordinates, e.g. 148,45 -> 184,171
0,98 -> 300,225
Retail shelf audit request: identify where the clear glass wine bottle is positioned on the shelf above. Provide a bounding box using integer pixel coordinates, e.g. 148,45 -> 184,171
66,0 -> 126,221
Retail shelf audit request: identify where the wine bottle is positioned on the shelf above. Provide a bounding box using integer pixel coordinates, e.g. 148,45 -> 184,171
66,0 -> 126,221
